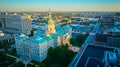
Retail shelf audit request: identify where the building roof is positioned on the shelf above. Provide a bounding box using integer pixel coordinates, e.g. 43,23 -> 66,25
15,11 -> 71,44
27,35 -> 53,44
75,45 -> 115,67
114,22 -> 120,25
71,25 -> 91,32
28,36 -> 46,44
42,36 -> 53,42
63,25 -> 71,29
117,48 -> 120,56
16,23 -> 67,44
85,57 -> 103,67
34,30 -> 44,36
64,33 -> 70,39
52,33 -> 61,38
111,27 -> 120,32
16,34 -> 29,41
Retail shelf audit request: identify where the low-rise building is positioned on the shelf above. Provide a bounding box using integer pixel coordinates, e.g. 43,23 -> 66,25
70,24 -> 93,38
16,34 -> 54,62
0,31 -> 15,46
95,26 -> 120,48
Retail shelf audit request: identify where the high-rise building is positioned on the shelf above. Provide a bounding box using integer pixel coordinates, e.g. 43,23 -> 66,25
1,12 -> 32,35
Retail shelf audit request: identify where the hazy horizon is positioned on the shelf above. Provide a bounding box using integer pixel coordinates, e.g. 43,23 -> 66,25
0,0 -> 120,12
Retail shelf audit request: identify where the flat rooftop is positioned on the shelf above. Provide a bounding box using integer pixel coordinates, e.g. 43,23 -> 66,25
75,45 -> 115,67
85,57 -> 103,67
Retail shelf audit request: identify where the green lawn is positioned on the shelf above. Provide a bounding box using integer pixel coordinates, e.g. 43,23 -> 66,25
11,61 -> 25,67
7,48 -> 20,58
0,52 -> 16,67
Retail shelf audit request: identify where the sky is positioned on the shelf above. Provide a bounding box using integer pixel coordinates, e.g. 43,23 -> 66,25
0,0 -> 120,12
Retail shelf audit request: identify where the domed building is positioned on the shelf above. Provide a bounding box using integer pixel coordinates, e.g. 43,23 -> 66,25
15,10 -> 72,62
45,10 -> 56,34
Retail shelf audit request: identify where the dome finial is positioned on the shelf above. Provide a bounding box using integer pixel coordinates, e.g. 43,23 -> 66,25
48,9 -> 51,18
46,9 -> 56,34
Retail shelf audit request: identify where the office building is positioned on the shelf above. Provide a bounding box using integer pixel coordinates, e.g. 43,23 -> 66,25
95,25 -> 120,48
1,12 -> 32,35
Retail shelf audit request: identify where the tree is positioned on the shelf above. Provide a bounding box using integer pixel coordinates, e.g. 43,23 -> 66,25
43,45 -> 76,67
30,60 -> 46,67
70,38 -> 75,45
0,19 -> 2,27
28,29 -> 37,37
83,22 -> 90,26
70,34 -> 88,47
29,45 -> 76,67
11,61 -> 25,67
38,63 -> 45,67
0,52 -> 7,63
27,64 -> 37,67
0,52 -> 15,67
100,23 -> 104,28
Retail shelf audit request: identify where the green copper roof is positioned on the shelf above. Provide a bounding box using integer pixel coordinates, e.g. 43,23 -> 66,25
46,19 -> 49,24
28,36 -> 53,44
63,25 -> 71,29
16,34 -> 29,41
42,36 -> 53,42
34,30 -> 44,36
28,36 -> 46,44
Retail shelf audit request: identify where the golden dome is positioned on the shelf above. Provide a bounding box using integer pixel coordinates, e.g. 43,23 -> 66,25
48,18 -> 55,25
45,33 -> 51,37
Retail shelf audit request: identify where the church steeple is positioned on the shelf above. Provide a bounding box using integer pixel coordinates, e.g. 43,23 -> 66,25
46,10 -> 56,34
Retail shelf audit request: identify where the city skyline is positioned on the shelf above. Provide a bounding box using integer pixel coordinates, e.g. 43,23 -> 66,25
0,1 -> 120,66
0,0 -> 120,12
